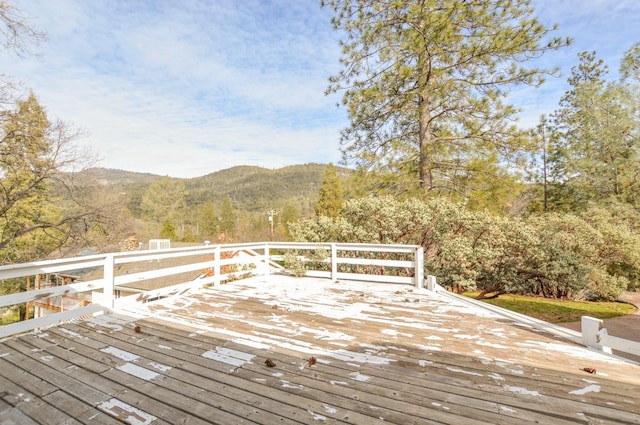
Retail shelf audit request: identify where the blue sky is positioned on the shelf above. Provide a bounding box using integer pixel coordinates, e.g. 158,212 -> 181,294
2,1 -> 639,178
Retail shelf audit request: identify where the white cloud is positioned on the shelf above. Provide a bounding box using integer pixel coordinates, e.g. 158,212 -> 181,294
1,0 -> 345,178
1,1 -> 638,177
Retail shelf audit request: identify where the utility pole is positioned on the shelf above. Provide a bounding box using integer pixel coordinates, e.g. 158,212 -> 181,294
267,209 -> 277,241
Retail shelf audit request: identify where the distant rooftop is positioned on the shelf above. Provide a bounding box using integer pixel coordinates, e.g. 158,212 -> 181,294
1,275 -> 638,424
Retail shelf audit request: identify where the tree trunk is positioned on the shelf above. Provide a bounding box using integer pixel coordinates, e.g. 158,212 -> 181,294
419,87 -> 432,194
476,291 -> 505,300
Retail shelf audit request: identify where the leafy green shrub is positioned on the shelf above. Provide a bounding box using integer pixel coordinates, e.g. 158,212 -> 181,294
579,204 -> 640,293
309,247 -> 330,271
580,268 -> 628,301
289,196 -> 640,301
283,251 -> 307,277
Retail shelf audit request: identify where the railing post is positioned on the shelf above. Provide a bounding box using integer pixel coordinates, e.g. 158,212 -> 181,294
425,275 -> 438,292
214,245 -> 221,286
263,243 -> 270,276
331,243 -> 337,282
581,316 -> 612,353
414,246 -> 424,289
103,254 -> 115,309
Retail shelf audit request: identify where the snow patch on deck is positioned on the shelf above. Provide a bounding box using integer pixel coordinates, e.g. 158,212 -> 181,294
350,372 -> 371,382
58,328 -> 83,338
446,366 -> 483,377
99,398 -> 157,425
101,346 -> 140,362
505,386 -> 541,397
148,362 -> 172,373
570,384 -> 601,395
117,363 -> 160,381
202,346 -> 255,371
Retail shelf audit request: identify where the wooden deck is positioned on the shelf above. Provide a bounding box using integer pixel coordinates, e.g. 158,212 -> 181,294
1,275 -> 639,424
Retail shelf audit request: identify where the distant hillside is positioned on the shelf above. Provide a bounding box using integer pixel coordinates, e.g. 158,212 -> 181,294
84,163 -> 351,218
81,168 -> 160,185
185,163 -> 344,213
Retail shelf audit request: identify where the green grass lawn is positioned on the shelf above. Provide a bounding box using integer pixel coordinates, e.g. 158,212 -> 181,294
463,292 -> 637,323
0,309 -> 20,325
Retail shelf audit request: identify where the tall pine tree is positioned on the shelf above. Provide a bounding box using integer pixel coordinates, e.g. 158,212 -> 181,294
140,176 -> 187,224
552,51 -> 640,209
316,163 -> 344,217
324,0 -> 570,198
219,195 -> 236,238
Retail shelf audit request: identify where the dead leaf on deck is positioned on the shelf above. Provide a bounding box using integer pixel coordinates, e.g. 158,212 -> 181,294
271,304 -> 278,310
265,359 -> 277,368
134,325 -> 142,333
582,367 -> 597,374
308,356 -> 317,367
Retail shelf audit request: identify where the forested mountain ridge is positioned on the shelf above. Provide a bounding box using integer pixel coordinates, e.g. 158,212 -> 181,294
82,167 -> 160,185
82,163 -> 351,217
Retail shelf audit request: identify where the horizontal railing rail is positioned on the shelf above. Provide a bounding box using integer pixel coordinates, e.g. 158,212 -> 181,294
0,242 -> 423,338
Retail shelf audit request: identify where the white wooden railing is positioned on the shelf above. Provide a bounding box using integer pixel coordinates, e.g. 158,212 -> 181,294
581,316 -> 640,358
0,242 -> 424,338
429,275 -> 640,362
3,241 -> 637,362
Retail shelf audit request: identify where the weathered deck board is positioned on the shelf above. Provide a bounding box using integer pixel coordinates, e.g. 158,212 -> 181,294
44,323 -> 349,425
70,321 -> 415,425
1,275 -> 639,424
0,398 -> 40,425
10,329 -> 255,425
0,375 -> 81,425
85,316 -> 586,425
191,303 -> 638,415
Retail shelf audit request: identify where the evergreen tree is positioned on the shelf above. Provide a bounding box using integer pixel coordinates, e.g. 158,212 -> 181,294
450,154 -> 526,215
316,163 -> 344,217
159,219 -> 176,239
141,176 -> 187,224
181,224 -> 196,242
525,115 -> 565,212
620,42 -> 640,84
324,0 -> 570,198
219,195 -> 236,237
552,51 -> 640,209
198,200 -> 218,239
280,201 -> 300,239
0,91 -> 115,262
0,92 -> 53,250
